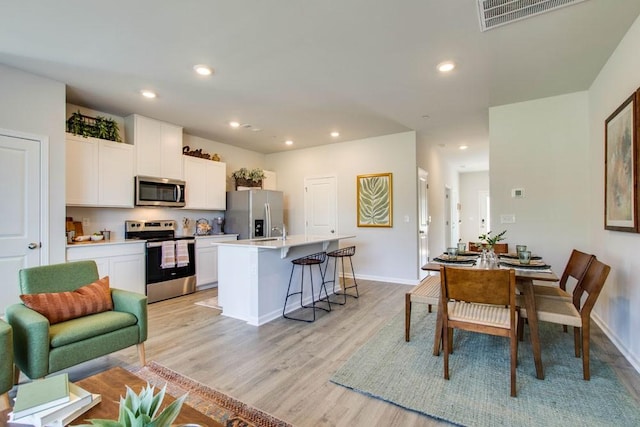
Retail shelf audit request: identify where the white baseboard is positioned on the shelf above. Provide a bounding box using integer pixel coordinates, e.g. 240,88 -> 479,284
592,312 -> 640,375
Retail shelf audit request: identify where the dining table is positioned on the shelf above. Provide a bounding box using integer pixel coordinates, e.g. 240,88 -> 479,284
421,252 -> 559,380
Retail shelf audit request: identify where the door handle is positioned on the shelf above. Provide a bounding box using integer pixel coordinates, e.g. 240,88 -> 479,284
28,242 -> 40,249
331,229 -> 335,233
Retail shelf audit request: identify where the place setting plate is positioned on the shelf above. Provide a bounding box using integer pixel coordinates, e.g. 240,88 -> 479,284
499,252 -> 542,260
433,253 -> 478,265
499,258 -> 551,269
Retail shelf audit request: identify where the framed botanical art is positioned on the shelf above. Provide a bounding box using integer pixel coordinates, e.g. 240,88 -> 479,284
604,92 -> 637,232
357,173 -> 393,227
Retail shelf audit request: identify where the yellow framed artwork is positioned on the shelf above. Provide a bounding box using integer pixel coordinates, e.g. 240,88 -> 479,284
357,173 -> 393,227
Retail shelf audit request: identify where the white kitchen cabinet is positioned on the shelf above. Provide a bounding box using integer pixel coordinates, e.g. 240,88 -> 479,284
262,170 -> 277,190
66,133 -> 134,207
195,235 -> 237,288
183,156 -> 227,210
66,241 -> 146,295
125,114 -> 183,180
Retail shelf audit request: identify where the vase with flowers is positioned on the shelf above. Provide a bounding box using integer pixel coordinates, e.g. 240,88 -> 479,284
477,230 -> 506,267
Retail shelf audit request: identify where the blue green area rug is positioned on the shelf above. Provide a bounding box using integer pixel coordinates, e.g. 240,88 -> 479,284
330,309 -> 640,426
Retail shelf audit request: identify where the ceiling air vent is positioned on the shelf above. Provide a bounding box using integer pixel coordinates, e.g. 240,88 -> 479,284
477,0 -> 588,31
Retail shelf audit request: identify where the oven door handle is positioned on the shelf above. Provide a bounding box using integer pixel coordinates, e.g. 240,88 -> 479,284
146,240 -> 195,248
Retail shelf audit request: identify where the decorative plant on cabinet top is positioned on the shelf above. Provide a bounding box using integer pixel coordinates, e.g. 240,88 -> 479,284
232,168 -> 265,189
66,111 -> 123,142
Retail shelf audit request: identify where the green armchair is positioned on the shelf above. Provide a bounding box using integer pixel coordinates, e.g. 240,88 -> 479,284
0,319 -> 13,410
6,260 -> 147,380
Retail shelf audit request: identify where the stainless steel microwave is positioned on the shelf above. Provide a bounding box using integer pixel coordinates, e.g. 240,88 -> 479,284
135,176 -> 186,207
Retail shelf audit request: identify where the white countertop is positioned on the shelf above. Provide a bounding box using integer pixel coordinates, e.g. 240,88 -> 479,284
218,234 -> 355,249
66,239 -> 146,248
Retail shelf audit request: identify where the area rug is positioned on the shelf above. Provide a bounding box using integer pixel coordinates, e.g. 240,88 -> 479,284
330,310 -> 640,427
195,296 -> 222,310
134,361 -> 292,427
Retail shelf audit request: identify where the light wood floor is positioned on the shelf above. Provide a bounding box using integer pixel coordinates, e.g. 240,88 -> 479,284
32,280 -> 640,427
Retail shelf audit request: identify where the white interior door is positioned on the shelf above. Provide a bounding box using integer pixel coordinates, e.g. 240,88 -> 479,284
478,190 -> 490,236
0,131 -> 43,315
444,186 -> 452,249
418,169 -> 429,278
304,176 -> 337,236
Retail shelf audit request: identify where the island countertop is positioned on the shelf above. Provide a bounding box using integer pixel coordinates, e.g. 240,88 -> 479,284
217,234 -> 355,250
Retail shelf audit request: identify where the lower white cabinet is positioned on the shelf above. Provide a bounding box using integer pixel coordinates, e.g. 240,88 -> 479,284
66,242 -> 146,295
195,235 -> 238,287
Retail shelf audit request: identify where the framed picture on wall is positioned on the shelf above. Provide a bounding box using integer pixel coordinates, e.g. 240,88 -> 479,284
604,92 -> 637,232
357,173 -> 393,227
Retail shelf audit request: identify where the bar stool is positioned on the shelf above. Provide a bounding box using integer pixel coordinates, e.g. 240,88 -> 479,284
283,251 -> 331,322
324,246 -> 359,305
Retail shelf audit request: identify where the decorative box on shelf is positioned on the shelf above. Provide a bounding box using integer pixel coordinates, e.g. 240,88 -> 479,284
235,177 -> 262,190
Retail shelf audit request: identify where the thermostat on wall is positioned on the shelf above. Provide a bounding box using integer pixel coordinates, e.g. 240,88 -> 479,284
511,188 -> 525,198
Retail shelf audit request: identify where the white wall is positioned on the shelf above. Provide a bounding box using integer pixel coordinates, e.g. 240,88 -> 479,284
266,132 -> 419,284
459,171 -> 489,245
489,91 -> 590,271
0,65 -> 66,263
416,142 -> 460,258
587,14 -> 640,371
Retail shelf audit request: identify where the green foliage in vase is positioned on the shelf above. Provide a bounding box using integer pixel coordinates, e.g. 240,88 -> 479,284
76,383 -> 186,427
358,176 -> 390,225
478,230 -> 507,248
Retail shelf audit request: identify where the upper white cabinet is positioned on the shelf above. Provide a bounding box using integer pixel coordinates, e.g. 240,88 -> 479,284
262,170 -> 277,190
125,114 -> 183,180
183,156 -> 227,210
66,133 -> 134,207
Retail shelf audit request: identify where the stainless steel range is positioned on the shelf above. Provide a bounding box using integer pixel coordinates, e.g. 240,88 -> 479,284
125,220 -> 196,303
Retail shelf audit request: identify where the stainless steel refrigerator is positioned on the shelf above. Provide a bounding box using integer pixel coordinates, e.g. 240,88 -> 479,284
225,190 -> 284,240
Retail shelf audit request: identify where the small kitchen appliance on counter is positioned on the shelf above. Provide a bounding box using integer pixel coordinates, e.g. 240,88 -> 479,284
212,217 -> 225,234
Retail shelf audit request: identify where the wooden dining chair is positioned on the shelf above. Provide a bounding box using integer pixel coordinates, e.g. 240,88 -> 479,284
533,249 -> 594,299
518,259 -> 611,380
468,242 -> 508,254
405,275 -> 441,354
440,266 -> 519,397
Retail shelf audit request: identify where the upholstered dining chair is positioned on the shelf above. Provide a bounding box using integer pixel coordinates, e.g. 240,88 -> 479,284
518,259 -> 611,380
0,319 -> 13,410
6,260 -> 148,380
532,249 -> 594,300
440,266 -> 519,397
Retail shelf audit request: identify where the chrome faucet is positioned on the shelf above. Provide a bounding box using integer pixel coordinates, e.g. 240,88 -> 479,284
272,224 -> 287,240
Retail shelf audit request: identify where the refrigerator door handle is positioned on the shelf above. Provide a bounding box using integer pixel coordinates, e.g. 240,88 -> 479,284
265,202 -> 271,237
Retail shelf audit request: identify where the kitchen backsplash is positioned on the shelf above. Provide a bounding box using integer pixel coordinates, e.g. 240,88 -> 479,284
66,207 -> 226,240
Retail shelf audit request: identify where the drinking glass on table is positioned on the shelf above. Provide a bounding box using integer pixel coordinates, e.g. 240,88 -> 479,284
519,250 -> 531,265
516,245 -> 527,256
457,242 -> 466,253
447,247 -> 459,260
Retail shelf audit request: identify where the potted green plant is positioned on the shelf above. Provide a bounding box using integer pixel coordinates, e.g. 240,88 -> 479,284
232,168 -> 265,189
66,111 -> 122,142
77,383 -> 187,427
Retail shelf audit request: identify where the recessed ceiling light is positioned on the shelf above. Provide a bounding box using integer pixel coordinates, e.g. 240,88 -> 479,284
229,121 -> 240,128
437,61 -> 455,73
459,145 -> 468,150
193,64 -> 213,76
330,131 -> 340,137
252,128 -> 262,132
285,140 -> 293,146
140,90 -> 156,99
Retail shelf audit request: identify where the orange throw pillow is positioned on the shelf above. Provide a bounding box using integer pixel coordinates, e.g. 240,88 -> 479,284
20,276 -> 113,324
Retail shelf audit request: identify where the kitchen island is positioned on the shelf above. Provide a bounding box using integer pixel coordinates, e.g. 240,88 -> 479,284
217,234 -> 355,325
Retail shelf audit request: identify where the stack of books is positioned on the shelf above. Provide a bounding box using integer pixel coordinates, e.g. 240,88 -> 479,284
9,373 -> 101,427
